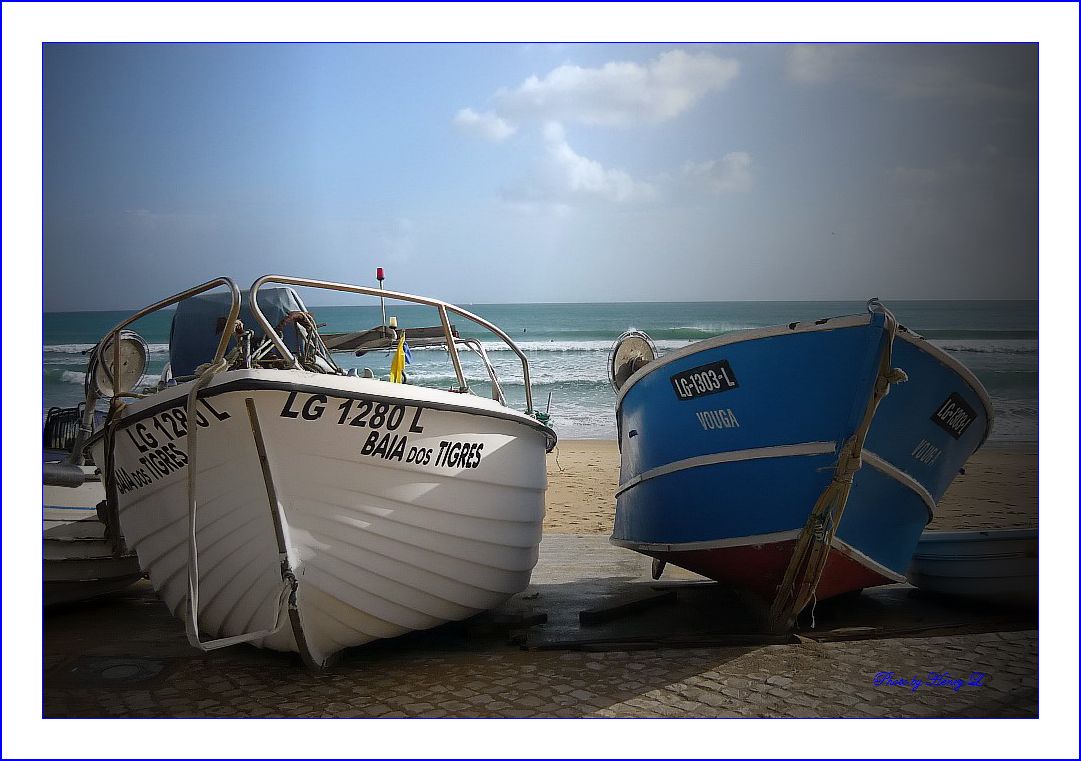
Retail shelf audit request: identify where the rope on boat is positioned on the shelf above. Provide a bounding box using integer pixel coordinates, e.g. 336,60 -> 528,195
99,396 -> 130,557
767,301 -> 908,632
183,356 -> 289,651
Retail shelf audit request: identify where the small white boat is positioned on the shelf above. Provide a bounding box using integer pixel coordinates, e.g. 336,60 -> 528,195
43,467 -> 143,607
71,274 -> 555,667
907,528 -> 1037,607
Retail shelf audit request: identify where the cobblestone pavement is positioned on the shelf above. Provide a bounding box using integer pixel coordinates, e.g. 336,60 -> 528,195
44,536 -> 1037,718
45,613 -> 1036,718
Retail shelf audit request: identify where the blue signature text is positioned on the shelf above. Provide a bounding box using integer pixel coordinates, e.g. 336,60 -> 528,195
872,671 -> 987,692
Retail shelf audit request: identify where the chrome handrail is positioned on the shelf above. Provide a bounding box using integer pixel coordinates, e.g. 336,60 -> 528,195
247,275 -> 537,413
459,337 -> 506,405
69,277 -> 241,464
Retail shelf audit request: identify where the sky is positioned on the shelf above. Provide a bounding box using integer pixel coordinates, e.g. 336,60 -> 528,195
11,9 -> 1079,759
42,43 -> 1038,311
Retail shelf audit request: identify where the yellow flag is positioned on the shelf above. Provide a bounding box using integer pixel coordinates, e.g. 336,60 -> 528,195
390,331 -> 407,383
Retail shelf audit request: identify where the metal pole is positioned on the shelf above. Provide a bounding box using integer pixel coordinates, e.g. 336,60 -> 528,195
377,267 -> 387,329
439,304 -> 468,393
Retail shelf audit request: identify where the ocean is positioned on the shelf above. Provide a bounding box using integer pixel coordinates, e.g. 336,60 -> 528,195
43,300 -> 1038,442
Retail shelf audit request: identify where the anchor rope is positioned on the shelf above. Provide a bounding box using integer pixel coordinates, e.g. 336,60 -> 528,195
183,349 -> 290,651
767,303 -> 908,632
184,356 -> 228,649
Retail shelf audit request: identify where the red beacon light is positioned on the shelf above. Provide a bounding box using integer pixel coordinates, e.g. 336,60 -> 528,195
376,267 -> 388,327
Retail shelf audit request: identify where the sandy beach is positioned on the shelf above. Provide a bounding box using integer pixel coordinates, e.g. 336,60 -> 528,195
544,440 -> 1037,534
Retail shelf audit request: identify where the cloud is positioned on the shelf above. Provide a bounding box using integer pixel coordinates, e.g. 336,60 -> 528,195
786,44 -> 1036,103
501,122 -> 657,208
681,152 -> 753,194
544,123 -> 657,202
457,49 -> 747,209
786,44 -> 852,85
452,108 -> 517,141
491,49 -> 740,127
502,125 -> 754,209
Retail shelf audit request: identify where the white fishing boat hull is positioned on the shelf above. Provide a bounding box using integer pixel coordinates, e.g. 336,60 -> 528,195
907,528 -> 1037,607
89,369 -> 550,666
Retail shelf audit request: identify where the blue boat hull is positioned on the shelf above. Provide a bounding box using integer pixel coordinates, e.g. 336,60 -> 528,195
612,312 -> 991,604
908,529 -> 1037,607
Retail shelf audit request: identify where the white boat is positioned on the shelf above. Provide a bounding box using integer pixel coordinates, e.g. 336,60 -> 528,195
72,275 -> 556,667
907,528 -> 1037,607
43,467 -> 143,607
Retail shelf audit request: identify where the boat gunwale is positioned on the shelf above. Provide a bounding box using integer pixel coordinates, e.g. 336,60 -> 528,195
915,527 -> 1038,544
613,313 -> 875,408
85,370 -> 557,451
613,312 -> 995,451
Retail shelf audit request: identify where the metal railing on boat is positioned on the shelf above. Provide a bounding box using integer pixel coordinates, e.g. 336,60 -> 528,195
68,275 -> 546,665
247,274 -> 538,414
68,277 -> 242,466
63,277 -> 293,657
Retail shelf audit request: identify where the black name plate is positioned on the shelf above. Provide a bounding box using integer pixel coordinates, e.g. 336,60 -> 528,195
931,392 -> 978,439
671,360 -> 739,401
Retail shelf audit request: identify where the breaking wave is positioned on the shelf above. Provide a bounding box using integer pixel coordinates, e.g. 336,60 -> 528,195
400,339 -> 694,354
44,368 -> 158,388
43,368 -> 89,385
44,342 -> 170,355
932,339 -> 1038,355
916,329 -> 1037,340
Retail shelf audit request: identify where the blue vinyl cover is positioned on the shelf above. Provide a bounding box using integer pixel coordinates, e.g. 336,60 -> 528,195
168,287 -> 308,377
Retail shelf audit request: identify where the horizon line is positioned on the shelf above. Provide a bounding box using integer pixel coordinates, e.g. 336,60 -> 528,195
42,296 -> 1041,315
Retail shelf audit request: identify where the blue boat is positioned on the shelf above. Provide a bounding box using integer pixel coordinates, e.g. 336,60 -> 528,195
609,301 -> 993,629
908,529 -> 1037,607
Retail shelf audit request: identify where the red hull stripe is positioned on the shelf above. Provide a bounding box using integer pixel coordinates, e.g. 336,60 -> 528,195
640,539 -> 897,600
